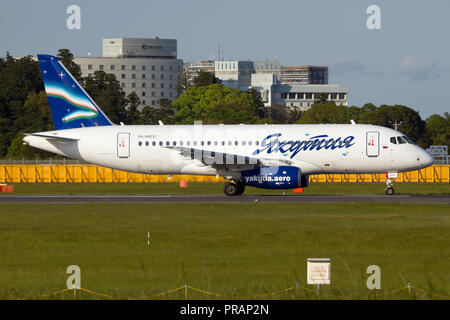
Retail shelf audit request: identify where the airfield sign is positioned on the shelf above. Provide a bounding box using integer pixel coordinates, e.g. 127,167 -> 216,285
307,258 -> 330,285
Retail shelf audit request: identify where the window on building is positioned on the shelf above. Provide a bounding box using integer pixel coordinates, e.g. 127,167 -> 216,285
132,74 -> 136,79
169,83 -> 173,88
142,92 -> 146,96
297,93 -> 304,99
169,66 -> 173,71
142,100 -> 146,105
132,83 -> 136,88
330,93 -> 337,99
99,65 -> 104,70
121,65 -> 126,70
142,82 -> 146,88
306,93 -> 313,99
142,74 -> 146,79
142,65 -> 146,71
169,74 -> 173,80
151,65 -> 155,71
152,83 -> 155,88
152,74 -> 155,79
121,74 -> 125,79
338,93 -> 346,100
132,65 -> 136,70
121,82 -> 126,88
161,92 -> 164,97
152,100 -> 155,105
110,65 -> 115,70
88,64 -> 92,70
161,83 -> 164,88
160,74 -> 164,80
88,73 -> 92,77
169,92 -> 173,97
152,92 -> 155,97
289,93 -> 296,99
160,66 -> 164,71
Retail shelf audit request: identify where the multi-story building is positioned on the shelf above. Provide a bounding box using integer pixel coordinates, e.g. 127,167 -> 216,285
281,66 -> 328,84
75,37 -> 183,109
273,84 -> 348,111
184,60 -> 215,86
212,60 -> 345,109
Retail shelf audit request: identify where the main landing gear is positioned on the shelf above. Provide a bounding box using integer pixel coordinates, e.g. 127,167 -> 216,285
385,178 -> 395,195
223,181 -> 245,196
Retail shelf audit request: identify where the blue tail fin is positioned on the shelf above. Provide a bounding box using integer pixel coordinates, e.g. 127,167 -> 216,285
37,54 -> 114,130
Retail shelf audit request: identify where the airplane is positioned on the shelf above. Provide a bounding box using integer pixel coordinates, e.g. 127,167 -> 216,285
23,54 -> 434,196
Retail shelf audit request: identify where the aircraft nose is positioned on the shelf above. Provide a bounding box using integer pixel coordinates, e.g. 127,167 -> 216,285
418,149 -> 434,168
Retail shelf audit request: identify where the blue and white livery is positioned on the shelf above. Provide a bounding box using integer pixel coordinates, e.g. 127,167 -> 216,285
24,55 -> 434,195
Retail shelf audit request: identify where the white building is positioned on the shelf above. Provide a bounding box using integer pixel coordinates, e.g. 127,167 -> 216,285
75,37 -> 183,109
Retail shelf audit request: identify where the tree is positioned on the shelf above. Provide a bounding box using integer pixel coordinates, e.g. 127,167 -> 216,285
425,113 -> 450,148
314,93 -> 328,104
57,49 -> 82,82
172,84 -> 262,124
270,104 -> 302,124
297,101 -> 352,124
193,71 -> 222,87
82,71 -> 128,124
359,105 -> 425,145
0,53 -> 43,157
6,91 -> 55,159
124,92 -> 141,124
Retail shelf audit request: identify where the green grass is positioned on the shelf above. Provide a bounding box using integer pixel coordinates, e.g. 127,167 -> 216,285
2,182 -> 449,195
0,202 -> 449,300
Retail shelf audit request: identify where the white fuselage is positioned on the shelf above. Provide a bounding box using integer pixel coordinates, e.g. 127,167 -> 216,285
23,124 -> 434,179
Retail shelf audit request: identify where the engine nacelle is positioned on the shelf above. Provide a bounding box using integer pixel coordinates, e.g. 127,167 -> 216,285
241,166 -> 305,189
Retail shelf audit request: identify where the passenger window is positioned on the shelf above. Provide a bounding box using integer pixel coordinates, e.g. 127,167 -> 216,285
159,141 -> 163,146
390,137 -> 397,144
152,141 -> 156,146
248,141 -> 252,146
145,141 -> 149,146
397,136 -> 406,144
138,141 -> 142,146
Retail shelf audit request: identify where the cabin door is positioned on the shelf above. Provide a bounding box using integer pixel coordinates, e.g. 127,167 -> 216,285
366,131 -> 379,157
117,132 -> 130,158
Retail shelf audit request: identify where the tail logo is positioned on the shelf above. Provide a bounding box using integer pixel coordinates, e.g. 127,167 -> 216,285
45,86 -> 99,123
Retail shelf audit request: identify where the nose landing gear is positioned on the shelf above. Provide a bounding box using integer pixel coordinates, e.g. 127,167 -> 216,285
223,181 -> 245,196
385,178 -> 395,195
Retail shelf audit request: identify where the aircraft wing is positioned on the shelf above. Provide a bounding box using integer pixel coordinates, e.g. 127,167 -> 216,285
166,146 -> 294,169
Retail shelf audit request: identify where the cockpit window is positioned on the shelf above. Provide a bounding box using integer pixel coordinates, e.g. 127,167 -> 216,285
397,136 -> 407,144
402,135 -> 415,144
390,137 -> 397,144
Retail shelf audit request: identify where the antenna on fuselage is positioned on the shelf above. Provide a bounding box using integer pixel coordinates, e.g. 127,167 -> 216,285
350,119 -> 356,125
158,121 -> 164,126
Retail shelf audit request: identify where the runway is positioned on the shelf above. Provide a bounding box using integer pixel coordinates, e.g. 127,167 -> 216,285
0,194 -> 449,203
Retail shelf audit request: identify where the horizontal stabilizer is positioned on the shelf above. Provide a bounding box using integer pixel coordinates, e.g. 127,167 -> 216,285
23,133 -> 79,142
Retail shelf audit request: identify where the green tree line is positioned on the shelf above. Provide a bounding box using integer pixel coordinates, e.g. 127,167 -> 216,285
0,50 -> 448,159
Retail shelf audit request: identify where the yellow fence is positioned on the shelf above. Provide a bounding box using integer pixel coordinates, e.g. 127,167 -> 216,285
0,165 -> 449,183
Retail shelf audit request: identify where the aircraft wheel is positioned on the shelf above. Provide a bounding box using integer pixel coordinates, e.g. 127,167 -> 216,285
385,187 -> 395,196
224,182 -> 239,196
236,183 -> 245,195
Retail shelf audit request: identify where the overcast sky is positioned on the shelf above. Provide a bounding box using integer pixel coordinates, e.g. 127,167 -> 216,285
1,0 -> 449,118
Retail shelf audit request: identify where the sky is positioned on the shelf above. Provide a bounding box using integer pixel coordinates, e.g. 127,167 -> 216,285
1,0 -> 449,118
